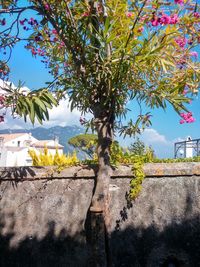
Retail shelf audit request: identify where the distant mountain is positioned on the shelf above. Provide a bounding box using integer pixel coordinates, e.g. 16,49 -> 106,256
0,125 -> 84,154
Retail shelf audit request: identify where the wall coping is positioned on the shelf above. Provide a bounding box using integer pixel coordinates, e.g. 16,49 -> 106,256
1,162 -> 200,181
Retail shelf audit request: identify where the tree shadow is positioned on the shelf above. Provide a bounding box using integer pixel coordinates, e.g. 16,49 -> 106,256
0,212 -> 89,267
1,211 -> 200,266
111,214 -> 200,266
115,190 -> 133,231
0,167 -> 38,186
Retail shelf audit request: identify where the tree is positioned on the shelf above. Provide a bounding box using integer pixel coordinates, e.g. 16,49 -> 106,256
0,1 -> 199,265
129,137 -> 155,157
68,133 -> 97,158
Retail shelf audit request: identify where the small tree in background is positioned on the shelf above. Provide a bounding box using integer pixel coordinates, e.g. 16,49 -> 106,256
129,137 -> 155,157
0,1 -> 200,264
68,133 -> 98,158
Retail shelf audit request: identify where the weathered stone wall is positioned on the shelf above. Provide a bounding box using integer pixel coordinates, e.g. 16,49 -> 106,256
0,163 -> 200,266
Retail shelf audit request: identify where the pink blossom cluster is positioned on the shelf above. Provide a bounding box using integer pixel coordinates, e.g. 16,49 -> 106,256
175,0 -> 184,4
175,37 -> 187,48
0,69 -> 8,77
82,12 -> 90,17
194,12 -> 200,18
137,26 -> 144,33
179,112 -> 195,124
126,12 -> 133,18
52,29 -> 57,35
151,13 -> 179,26
19,19 -> 27,25
27,18 -> 38,26
189,51 -> 198,58
79,117 -> 86,125
44,3 -> 50,11
58,41 -> 65,49
30,47 -> 45,56
182,89 -> 188,95
20,18 -> 38,31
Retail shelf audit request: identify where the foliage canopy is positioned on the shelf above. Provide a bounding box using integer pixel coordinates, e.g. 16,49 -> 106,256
0,0 -> 199,132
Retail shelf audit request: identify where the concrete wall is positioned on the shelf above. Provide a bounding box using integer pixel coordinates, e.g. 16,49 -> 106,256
0,163 -> 200,266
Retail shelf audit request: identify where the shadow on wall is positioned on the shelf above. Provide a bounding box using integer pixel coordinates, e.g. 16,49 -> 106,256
0,212 -> 200,266
0,212 -> 89,267
111,215 -> 200,267
111,187 -> 200,267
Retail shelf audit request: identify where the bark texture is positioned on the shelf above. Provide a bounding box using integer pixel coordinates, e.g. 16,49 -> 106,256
89,107 -> 114,267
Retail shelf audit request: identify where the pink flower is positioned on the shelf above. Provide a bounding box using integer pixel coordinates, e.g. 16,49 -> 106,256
175,37 -> 187,48
58,41 -> 65,49
79,117 -> 86,125
140,16 -> 147,22
52,29 -> 57,35
175,0 -> 184,5
126,12 -> 133,18
187,117 -> 195,123
183,89 -> 188,95
31,48 -> 37,56
151,18 -> 159,26
137,26 -> 144,33
82,12 -> 89,17
190,51 -> 198,58
170,14 -> 179,24
44,3 -> 50,11
194,12 -> 200,19
180,112 -> 195,124
19,19 -> 26,25
160,14 -> 171,25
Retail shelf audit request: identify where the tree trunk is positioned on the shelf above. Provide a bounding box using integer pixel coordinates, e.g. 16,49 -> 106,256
89,108 -> 114,267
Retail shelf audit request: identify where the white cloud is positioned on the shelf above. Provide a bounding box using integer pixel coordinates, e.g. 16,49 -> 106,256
117,128 -> 174,158
0,79 -> 30,94
1,97 -> 83,129
141,128 -> 169,144
0,79 -> 86,129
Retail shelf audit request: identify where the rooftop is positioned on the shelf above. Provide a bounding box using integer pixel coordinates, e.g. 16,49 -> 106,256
0,133 -> 28,143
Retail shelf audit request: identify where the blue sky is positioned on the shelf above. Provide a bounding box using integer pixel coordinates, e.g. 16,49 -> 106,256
0,1 -> 200,158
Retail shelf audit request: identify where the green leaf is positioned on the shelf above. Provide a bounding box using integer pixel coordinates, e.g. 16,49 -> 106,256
34,97 -> 47,112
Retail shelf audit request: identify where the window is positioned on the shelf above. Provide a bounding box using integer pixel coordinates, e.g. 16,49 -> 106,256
17,141 -> 20,147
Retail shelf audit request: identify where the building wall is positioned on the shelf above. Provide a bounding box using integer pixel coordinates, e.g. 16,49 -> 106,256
5,134 -> 37,147
0,134 -> 37,167
0,163 -> 200,266
5,148 -> 33,167
0,134 -> 63,167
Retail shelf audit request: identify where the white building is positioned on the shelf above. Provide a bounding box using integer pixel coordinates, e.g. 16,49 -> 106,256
185,136 -> 193,158
0,133 -> 63,167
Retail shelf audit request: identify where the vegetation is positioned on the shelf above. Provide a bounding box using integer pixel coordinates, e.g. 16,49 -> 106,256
1,1 -> 199,263
29,141 -> 200,200
129,137 -> 155,157
29,147 -> 79,168
68,134 -> 97,158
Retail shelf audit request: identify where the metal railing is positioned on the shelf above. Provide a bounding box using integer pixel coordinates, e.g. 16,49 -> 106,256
174,138 -> 200,158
